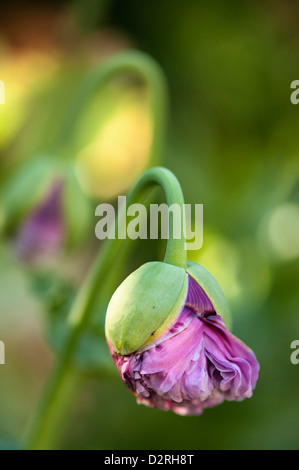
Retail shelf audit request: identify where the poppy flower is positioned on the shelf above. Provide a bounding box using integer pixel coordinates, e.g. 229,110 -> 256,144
106,261 -> 259,415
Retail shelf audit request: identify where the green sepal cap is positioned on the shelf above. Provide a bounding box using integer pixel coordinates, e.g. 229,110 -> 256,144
105,261 -> 187,355
186,261 -> 231,329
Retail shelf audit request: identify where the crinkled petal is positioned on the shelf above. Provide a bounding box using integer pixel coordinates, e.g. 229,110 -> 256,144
110,274 -> 259,415
15,180 -> 64,261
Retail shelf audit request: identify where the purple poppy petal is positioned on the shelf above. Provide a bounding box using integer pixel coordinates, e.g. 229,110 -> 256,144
111,274 -> 259,415
15,179 -> 64,262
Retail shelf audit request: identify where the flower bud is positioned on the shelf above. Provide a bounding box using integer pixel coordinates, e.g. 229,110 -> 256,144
7,162 -> 92,262
106,261 -> 259,415
15,180 -> 64,262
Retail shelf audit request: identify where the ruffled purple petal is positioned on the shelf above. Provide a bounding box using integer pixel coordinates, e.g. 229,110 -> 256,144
111,274 -> 259,415
15,180 -> 64,262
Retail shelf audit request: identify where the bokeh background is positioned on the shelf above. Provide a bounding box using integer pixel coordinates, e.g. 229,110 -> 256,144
1,0 -> 299,450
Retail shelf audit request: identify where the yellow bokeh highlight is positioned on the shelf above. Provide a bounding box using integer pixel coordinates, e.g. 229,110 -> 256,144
0,47 -> 58,146
75,95 -> 152,199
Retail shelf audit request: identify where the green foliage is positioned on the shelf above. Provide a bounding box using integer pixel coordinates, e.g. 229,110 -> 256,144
31,271 -> 113,375
62,166 -> 94,250
1,155 -> 56,231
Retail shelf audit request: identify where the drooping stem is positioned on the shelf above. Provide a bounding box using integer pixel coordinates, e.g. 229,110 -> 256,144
55,50 -> 168,166
1,51 -> 167,234
24,167 -> 186,449
130,167 -> 187,268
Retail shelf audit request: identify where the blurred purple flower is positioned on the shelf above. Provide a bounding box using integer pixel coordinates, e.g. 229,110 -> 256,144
110,275 -> 259,415
15,180 -> 64,262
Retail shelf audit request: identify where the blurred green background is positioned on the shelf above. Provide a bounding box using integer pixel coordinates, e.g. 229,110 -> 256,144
1,0 -> 299,450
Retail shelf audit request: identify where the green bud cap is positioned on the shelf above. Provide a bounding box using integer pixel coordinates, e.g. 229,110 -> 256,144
186,261 -> 231,329
105,261 -> 188,355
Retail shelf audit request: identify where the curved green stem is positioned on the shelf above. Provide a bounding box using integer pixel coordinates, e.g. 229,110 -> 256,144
128,167 -> 187,268
2,51 -> 167,235
55,50 -> 168,166
24,167 -> 186,449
